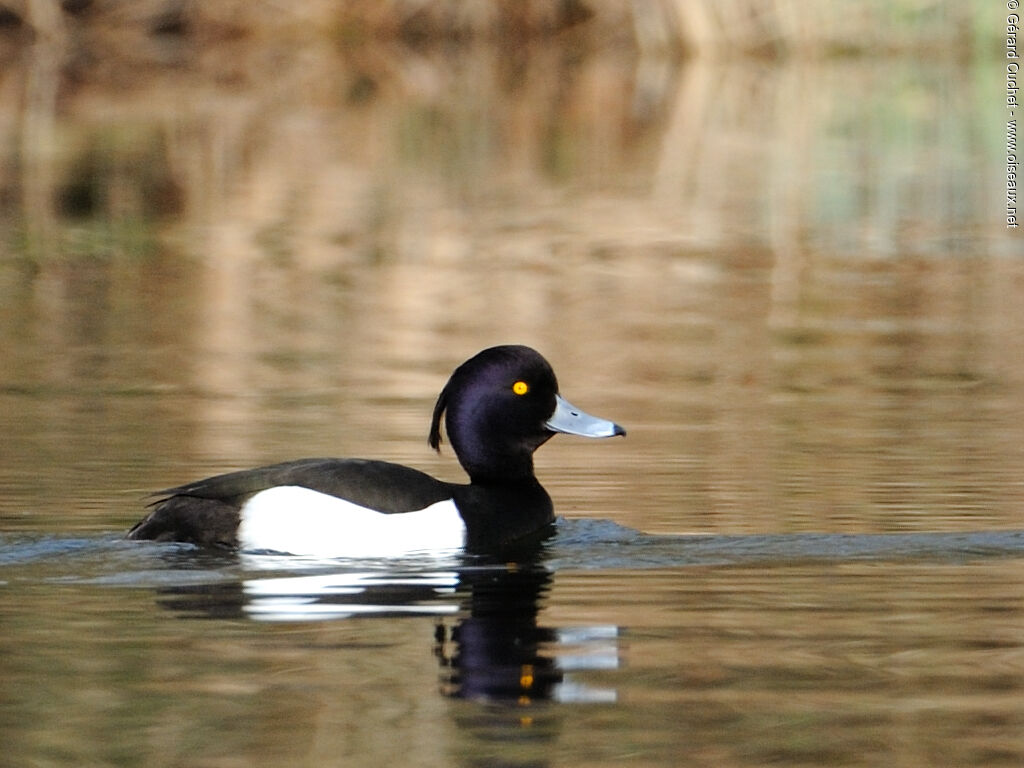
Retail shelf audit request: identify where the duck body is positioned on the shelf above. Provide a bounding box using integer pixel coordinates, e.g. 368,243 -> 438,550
127,345 -> 624,557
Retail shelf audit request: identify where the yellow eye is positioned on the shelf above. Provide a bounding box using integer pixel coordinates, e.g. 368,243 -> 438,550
512,381 -> 529,395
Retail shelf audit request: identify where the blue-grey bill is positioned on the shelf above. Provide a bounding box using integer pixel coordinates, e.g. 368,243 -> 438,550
545,395 -> 626,438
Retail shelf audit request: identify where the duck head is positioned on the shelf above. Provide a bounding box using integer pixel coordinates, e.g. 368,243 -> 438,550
429,345 -> 625,483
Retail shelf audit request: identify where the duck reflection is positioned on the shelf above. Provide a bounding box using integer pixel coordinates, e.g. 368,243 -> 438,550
435,563 -> 617,705
153,565 -> 462,620
152,553 -> 618,767
436,563 -> 561,703
435,561 -> 618,768
154,552 -> 618,705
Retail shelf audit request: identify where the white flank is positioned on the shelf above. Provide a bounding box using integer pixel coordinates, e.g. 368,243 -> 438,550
237,486 -> 466,558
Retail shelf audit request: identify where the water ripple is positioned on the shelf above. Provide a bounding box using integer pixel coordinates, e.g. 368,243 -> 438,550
2,525 -> 1024,588
549,518 -> 1024,569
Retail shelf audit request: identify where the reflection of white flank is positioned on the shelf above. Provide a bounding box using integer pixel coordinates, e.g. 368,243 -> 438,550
551,625 -> 621,703
237,486 -> 466,557
245,600 -> 460,622
243,571 -> 459,595
557,625 -> 620,643
555,650 -> 621,671
552,681 -> 618,704
241,570 -> 461,622
554,625 -> 621,670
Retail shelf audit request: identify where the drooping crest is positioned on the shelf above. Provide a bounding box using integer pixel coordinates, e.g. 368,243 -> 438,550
428,382 -> 449,451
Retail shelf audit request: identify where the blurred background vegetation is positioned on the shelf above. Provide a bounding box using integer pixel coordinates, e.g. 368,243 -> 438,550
0,0 -> 996,57
0,0 -> 1006,263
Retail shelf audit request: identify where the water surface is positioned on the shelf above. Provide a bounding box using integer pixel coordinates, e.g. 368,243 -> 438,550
1,28 -> 1022,768
2,526 -> 1024,767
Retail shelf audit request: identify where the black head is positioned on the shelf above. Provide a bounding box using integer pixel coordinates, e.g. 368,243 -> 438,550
429,345 -> 624,483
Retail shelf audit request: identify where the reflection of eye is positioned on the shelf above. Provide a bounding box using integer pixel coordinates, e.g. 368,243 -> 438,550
512,381 -> 529,396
